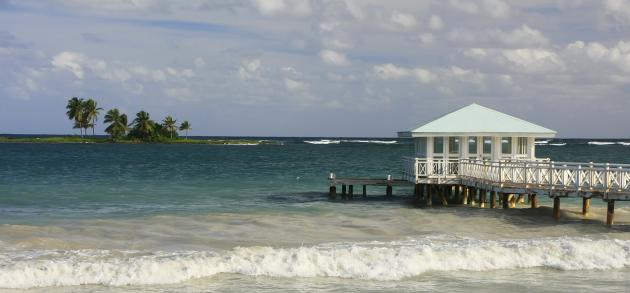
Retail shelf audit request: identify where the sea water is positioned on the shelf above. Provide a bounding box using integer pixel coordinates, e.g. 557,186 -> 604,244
0,138 -> 629,292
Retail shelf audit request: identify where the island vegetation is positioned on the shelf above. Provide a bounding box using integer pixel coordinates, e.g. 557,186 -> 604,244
0,97 -> 271,145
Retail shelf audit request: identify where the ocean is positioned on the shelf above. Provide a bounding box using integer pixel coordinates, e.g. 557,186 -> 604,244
0,137 -> 629,292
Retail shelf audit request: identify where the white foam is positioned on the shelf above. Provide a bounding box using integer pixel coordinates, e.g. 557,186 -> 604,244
342,140 -> 398,144
588,141 -> 616,145
617,142 -> 630,146
535,140 -> 549,145
304,140 -> 340,145
1,237 -> 629,289
549,143 -> 566,146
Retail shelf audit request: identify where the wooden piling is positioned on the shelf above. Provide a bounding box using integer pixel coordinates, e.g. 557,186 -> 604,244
517,194 -> 525,204
462,186 -> 469,205
328,185 -> 336,199
479,189 -> 485,208
553,197 -> 560,220
607,200 -> 615,227
362,185 -> 367,197
348,185 -> 353,199
530,194 -> 538,208
341,184 -> 347,199
582,197 -> 590,215
490,191 -> 497,208
426,185 -> 433,207
470,188 -> 477,206
440,185 -> 448,206
386,185 -> 393,197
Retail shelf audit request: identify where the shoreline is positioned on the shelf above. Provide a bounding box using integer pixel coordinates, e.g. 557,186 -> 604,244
0,136 -> 276,145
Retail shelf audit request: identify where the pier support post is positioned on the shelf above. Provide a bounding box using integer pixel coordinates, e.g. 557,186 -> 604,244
530,194 -> 538,208
386,185 -> 393,197
414,184 -> 421,199
517,194 -> 525,204
328,186 -> 336,199
362,185 -> 367,197
341,184 -> 346,195
348,185 -> 353,199
607,200 -> 615,227
553,197 -> 561,220
470,188 -> 477,206
440,185 -> 448,206
582,197 -> 590,215
490,191 -> 497,208
501,193 -> 510,209
479,189 -> 486,208
426,185 -> 433,207
462,186 -> 469,205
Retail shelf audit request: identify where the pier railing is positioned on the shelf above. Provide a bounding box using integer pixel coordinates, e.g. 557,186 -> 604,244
403,157 -> 630,195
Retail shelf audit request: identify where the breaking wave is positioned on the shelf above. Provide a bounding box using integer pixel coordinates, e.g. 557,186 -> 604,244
304,140 -> 397,145
304,140 -> 341,145
1,237 -> 629,289
588,142 -> 616,146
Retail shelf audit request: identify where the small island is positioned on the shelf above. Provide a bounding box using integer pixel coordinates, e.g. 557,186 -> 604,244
0,97 -> 276,145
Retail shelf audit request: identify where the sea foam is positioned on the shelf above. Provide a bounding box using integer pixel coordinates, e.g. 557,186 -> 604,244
1,237 -> 629,288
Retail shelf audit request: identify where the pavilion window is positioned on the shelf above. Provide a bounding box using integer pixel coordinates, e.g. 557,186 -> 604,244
517,137 -> 528,155
502,137 -> 512,154
449,137 -> 459,154
483,136 -> 492,154
433,137 -> 444,154
468,137 -> 477,154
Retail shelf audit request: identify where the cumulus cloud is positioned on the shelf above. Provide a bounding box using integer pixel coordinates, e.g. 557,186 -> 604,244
237,59 -> 262,80
252,0 -> 311,17
567,41 -> 630,72
429,15 -> 444,30
319,49 -> 349,66
284,78 -> 308,91
390,11 -> 417,29
604,0 -> 630,25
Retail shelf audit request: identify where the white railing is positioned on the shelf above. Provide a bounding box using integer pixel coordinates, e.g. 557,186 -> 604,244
403,157 -> 630,194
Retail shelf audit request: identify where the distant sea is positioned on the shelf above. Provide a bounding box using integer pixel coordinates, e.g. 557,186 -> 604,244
1,136 -> 629,292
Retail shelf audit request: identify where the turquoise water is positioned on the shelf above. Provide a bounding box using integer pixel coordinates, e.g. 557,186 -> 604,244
1,138 -> 629,292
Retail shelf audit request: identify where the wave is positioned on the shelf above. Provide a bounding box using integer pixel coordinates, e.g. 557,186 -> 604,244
304,139 -> 397,145
617,142 -> 630,146
304,140 -> 340,145
535,140 -> 549,145
341,140 -> 397,144
549,143 -> 566,146
588,141 -> 616,146
1,237 -> 629,288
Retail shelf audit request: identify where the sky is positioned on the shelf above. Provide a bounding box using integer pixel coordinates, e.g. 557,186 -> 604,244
1,0 -> 630,138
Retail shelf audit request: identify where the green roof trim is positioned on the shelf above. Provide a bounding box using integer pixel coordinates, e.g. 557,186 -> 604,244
398,103 -> 557,138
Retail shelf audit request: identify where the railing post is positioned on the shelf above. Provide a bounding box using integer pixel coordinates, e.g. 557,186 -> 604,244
549,161 -> 555,193
414,157 -> 419,183
576,165 -> 581,191
498,161 -> 502,186
605,163 -> 610,192
619,166 -> 624,192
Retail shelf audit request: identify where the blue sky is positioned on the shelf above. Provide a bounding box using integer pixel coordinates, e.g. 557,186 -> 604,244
1,0 -> 630,137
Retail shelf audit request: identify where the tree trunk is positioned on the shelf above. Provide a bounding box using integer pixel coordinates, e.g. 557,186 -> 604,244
186,130 -> 188,140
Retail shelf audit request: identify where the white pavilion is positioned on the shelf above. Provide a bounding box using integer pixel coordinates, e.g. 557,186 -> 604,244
398,103 -> 556,183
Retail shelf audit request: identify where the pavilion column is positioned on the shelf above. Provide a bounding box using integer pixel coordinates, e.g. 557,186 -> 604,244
553,197 -> 561,220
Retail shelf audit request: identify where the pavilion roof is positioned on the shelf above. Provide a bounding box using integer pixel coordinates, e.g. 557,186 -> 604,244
398,103 -> 556,138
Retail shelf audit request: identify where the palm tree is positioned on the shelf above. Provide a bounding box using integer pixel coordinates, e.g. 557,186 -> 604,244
162,116 -> 178,139
179,121 -> 191,140
104,108 -> 128,139
131,110 -> 155,141
84,99 -> 102,137
66,97 -> 85,137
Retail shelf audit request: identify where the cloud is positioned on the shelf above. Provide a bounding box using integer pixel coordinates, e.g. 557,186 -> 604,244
319,49 -> 349,66
252,0 -> 311,17
373,63 -> 410,79
237,59 -> 262,80
449,0 -> 510,18
284,78 -> 307,91
567,40 -> 630,72
429,15 -> 444,30
390,11 -> 417,29
51,51 -> 104,79
604,0 -> 630,26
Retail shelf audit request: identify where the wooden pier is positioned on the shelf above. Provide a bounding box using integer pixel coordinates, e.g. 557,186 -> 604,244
328,174 -> 413,199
